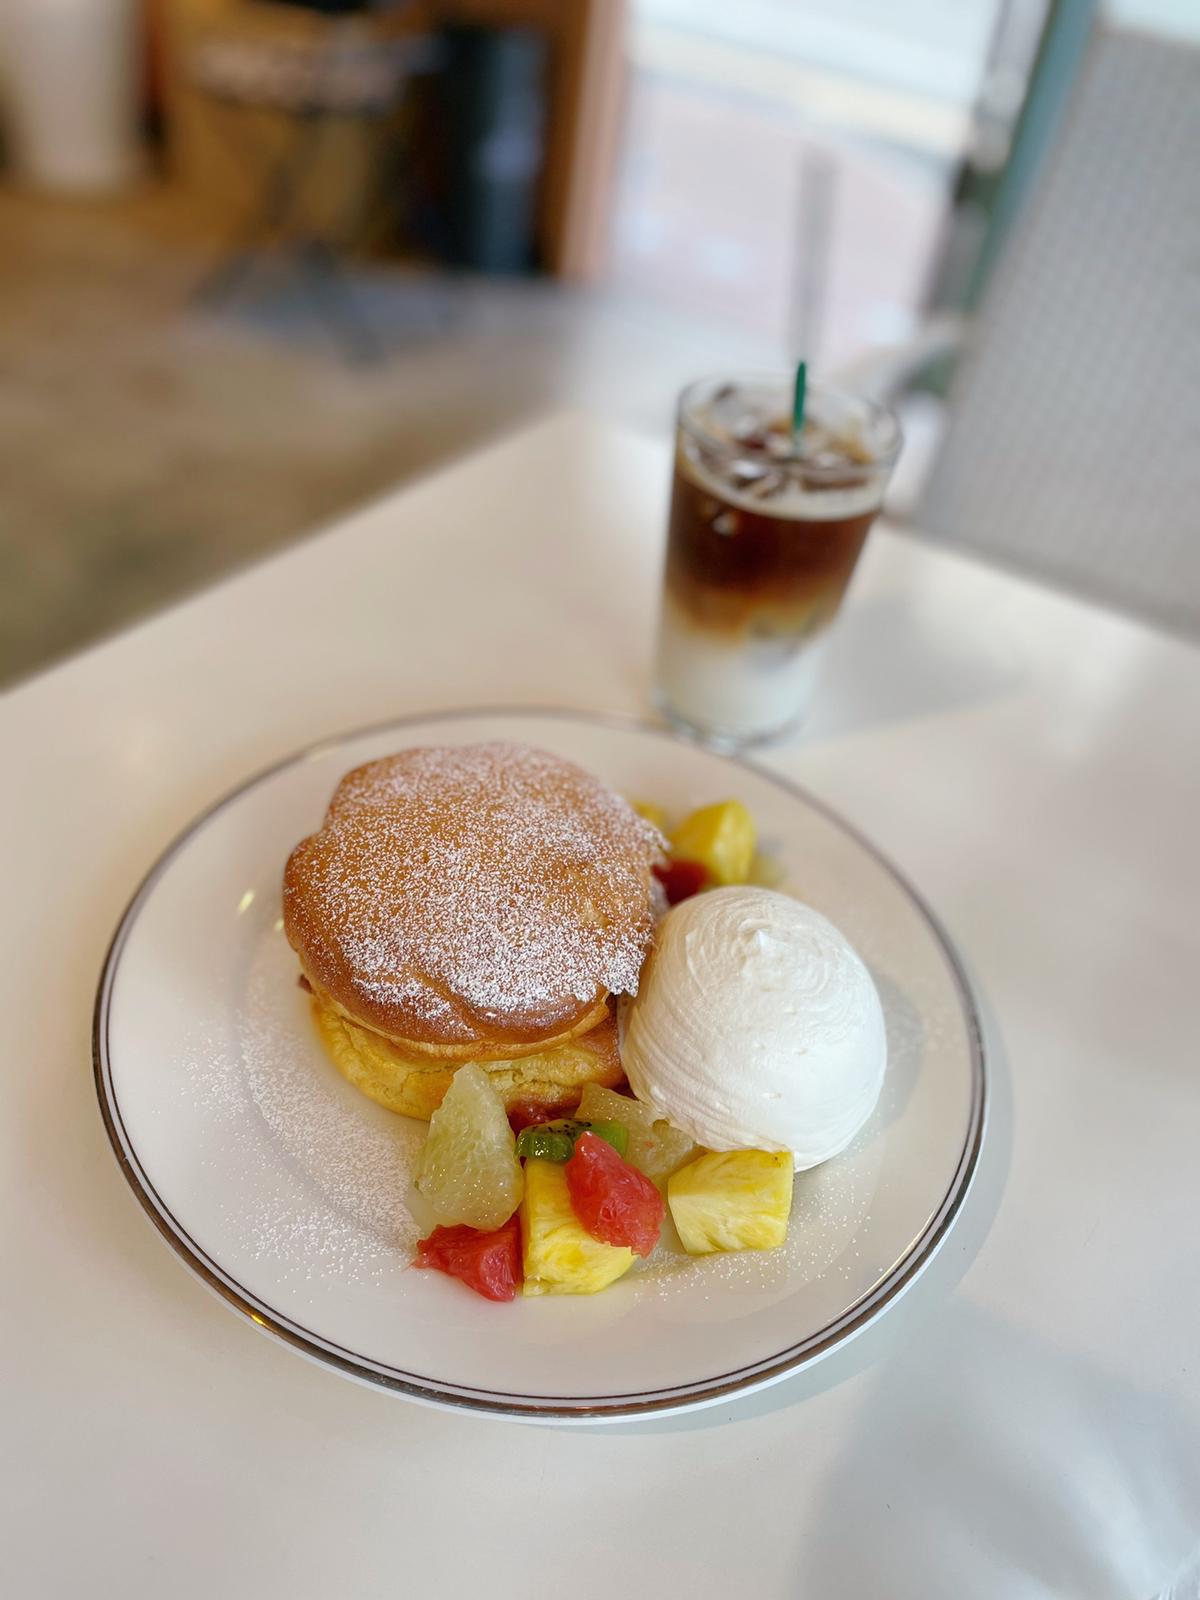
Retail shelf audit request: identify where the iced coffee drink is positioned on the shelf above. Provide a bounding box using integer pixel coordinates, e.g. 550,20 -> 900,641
654,375 -> 901,746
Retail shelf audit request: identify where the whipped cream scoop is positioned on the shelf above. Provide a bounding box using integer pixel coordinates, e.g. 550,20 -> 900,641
622,886 -> 886,1169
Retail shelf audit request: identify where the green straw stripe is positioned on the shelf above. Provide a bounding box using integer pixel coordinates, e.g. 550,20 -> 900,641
792,360 -> 807,435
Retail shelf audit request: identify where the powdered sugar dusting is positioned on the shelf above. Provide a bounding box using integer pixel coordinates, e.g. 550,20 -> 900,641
284,742 -> 660,1043
246,1036 -> 419,1240
172,929 -> 427,1285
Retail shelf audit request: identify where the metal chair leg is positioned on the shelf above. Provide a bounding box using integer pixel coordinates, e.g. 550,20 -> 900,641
297,238 -> 385,365
193,108 -> 327,307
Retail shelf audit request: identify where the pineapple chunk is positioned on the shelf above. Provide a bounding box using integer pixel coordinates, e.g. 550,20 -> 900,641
670,801 -> 756,886
520,1159 -> 634,1296
631,799 -> 669,834
667,1150 -> 793,1255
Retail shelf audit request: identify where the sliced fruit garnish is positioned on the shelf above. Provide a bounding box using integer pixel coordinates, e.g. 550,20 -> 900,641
565,1132 -> 664,1257
652,858 -> 709,905
507,1097 -> 578,1134
575,1084 -> 697,1189
414,1216 -> 521,1302
414,1062 -> 524,1232
515,1118 -> 629,1162
667,1149 -> 793,1255
669,800 -> 756,886
521,1158 -> 634,1296
631,799 -> 670,834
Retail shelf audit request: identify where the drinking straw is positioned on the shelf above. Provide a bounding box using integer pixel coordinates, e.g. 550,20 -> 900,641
792,359 -> 807,436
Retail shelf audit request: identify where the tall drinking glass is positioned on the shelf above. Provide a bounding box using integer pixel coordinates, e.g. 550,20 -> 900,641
654,375 -> 901,748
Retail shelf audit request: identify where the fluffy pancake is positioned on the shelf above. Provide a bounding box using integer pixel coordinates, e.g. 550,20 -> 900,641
284,741 -> 661,1061
312,993 -> 624,1119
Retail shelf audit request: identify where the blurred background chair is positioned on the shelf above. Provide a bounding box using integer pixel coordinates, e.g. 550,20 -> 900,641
187,0 -> 424,360
846,12 -> 1200,637
3,0 -> 1197,684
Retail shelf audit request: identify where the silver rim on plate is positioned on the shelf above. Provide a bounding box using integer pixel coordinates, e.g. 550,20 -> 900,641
93,707 -> 987,1419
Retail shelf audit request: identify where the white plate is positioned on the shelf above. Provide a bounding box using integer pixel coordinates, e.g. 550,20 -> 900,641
95,709 -> 984,1421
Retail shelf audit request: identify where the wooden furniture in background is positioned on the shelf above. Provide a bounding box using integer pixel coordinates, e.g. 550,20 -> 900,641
159,0 -> 626,279
161,0 -> 411,242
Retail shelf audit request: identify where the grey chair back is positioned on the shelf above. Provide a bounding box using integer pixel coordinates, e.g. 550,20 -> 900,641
915,27 -> 1200,636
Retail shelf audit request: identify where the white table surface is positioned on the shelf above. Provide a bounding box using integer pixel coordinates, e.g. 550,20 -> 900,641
4,415 -> 1198,1598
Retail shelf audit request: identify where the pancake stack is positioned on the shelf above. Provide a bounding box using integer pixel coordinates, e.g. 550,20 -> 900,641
283,741 -> 662,1118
